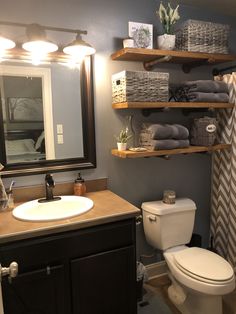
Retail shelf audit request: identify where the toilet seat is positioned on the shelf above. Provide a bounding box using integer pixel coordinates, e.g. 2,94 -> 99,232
164,246 -> 235,295
173,247 -> 234,285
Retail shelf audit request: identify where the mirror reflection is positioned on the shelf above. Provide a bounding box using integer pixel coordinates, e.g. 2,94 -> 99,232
0,63 -> 84,165
2,75 -> 45,164
0,56 -> 96,176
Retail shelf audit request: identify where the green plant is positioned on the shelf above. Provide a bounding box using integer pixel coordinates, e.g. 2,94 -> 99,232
157,2 -> 180,34
115,129 -> 132,143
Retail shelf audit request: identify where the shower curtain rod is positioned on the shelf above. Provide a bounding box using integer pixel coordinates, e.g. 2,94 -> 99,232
212,64 -> 236,76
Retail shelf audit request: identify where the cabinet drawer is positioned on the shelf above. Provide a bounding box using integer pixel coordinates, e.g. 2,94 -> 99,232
0,218 -> 135,271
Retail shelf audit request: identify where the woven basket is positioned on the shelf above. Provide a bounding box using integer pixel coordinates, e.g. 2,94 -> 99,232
112,70 -> 169,104
190,117 -> 218,146
175,20 -> 230,54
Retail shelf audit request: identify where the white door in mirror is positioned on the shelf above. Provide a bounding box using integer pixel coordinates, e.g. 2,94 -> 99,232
12,195 -> 93,222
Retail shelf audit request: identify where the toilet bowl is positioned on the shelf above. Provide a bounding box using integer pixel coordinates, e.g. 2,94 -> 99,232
165,245 -> 235,292
142,198 -> 235,314
164,246 -> 235,314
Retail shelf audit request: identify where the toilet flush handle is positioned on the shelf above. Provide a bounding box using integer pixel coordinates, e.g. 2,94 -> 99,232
147,214 -> 156,222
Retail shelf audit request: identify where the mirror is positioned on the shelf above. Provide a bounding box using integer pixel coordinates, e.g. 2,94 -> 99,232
0,56 -> 96,176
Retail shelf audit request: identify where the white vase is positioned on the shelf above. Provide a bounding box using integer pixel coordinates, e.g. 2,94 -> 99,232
157,34 -> 176,50
123,38 -> 134,48
117,142 -> 127,151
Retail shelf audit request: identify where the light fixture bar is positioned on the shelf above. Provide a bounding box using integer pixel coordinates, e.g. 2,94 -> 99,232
0,20 -> 87,35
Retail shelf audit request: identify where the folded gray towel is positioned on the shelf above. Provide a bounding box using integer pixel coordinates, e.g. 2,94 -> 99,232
140,139 -> 190,150
188,92 -> 229,103
141,124 -> 189,140
184,80 -> 229,94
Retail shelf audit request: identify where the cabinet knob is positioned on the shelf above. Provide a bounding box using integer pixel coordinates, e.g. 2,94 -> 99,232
0,261 -> 18,281
136,215 -> 143,225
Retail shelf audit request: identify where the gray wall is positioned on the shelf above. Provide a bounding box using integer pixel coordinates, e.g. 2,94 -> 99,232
1,0 -> 236,263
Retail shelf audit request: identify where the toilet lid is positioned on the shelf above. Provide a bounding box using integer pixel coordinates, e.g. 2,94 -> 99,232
173,247 -> 234,282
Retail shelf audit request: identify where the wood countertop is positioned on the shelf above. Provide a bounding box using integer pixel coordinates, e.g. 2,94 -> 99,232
0,190 -> 140,244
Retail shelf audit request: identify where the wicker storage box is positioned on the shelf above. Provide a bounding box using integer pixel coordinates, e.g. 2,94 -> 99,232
112,70 -> 169,104
175,19 -> 230,54
190,117 -> 218,146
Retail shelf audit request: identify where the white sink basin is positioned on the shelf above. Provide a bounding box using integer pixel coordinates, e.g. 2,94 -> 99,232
12,195 -> 94,222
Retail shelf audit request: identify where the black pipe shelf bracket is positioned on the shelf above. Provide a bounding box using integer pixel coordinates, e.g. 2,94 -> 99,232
212,64 -> 236,76
141,106 -> 216,117
143,55 -> 172,71
141,107 -> 171,117
182,107 -> 216,116
182,58 -> 217,73
143,55 -> 218,73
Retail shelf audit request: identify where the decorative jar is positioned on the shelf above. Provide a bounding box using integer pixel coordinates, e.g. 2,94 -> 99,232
157,34 -> 176,50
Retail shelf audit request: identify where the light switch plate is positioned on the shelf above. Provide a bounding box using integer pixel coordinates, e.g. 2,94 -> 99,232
57,134 -> 64,144
57,124 -> 63,134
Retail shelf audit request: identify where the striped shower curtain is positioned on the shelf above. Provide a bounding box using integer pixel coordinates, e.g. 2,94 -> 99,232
211,72 -> 236,272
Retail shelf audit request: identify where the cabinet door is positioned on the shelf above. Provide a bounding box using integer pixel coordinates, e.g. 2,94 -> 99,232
71,246 -> 136,314
2,264 -> 66,314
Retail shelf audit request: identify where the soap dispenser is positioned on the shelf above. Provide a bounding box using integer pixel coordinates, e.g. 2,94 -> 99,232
74,173 -> 86,196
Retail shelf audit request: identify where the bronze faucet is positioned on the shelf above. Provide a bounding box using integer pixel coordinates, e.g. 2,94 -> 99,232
38,174 -> 61,203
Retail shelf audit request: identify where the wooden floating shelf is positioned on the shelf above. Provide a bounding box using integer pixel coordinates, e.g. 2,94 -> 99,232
111,144 -> 231,159
111,48 -> 236,64
112,101 -> 234,109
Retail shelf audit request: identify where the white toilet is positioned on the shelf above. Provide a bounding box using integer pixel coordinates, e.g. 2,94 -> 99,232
142,198 -> 235,314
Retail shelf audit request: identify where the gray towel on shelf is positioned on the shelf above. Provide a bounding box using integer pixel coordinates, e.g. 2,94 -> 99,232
141,123 -> 189,140
140,139 -> 190,150
184,80 -> 229,94
187,92 -> 229,103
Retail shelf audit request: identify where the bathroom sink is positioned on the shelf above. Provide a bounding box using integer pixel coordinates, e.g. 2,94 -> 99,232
12,195 -> 94,222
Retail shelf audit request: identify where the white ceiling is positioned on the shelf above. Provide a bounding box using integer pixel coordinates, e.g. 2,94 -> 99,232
176,0 -> 236,17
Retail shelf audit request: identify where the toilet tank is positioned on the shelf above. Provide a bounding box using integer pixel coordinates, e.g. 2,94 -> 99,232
142,198 -> 196,250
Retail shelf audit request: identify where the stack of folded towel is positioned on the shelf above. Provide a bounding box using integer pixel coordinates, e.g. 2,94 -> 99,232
139,123 -> 190,150
174,80 -> 229,103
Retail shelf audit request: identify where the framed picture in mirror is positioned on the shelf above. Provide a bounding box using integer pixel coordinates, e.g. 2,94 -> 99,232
8,97 -> 43,122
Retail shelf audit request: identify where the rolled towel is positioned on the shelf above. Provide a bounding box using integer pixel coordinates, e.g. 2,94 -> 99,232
187,92 -> 229,103
140,139 -> 190,150
141,123 -> 189,140
184,80 -> 229,94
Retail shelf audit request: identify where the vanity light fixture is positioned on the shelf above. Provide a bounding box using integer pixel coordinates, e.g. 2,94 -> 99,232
22,24 -> 58,65
0,36 -> 15,50
0,36 -> 16,61
63,33 -> 96,59
0,21 -> 95,65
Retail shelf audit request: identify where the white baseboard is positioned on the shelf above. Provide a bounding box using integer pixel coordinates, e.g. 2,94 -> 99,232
146,261 -> 168,279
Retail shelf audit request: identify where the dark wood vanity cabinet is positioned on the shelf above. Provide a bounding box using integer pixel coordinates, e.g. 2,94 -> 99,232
0,219 -> 137,314
2,264 -> 66,314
